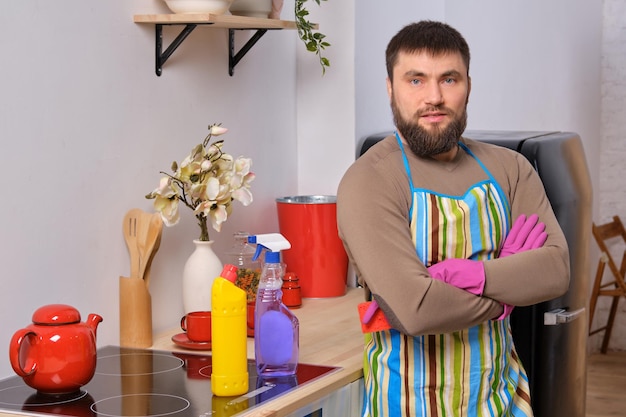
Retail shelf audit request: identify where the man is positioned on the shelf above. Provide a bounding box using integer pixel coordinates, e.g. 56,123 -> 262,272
337,21 -> 569,416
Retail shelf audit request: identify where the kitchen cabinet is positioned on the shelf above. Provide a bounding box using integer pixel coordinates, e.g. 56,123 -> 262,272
285,378 -> 363,417
133,14 -> 309,76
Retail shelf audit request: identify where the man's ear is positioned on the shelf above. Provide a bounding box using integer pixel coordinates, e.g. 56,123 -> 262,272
386,77 -> 393,103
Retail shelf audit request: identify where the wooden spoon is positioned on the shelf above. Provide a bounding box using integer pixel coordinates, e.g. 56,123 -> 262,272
138,213 -> 163,288
136,210 -> 152,276
123,209 -> 143,279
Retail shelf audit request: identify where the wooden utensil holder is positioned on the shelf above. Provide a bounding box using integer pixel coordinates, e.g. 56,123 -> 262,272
119,276 -> 153,348
120,347 -> 153,415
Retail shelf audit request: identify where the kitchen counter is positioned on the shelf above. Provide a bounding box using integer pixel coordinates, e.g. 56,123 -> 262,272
153,287 -> 365,417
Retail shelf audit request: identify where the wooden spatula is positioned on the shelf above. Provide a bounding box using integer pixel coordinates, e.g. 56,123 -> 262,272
123,209 -> 143,279
138,213 -> 163,288
136,211 -> 152,278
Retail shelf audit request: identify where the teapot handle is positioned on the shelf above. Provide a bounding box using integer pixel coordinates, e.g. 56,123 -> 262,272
9,329 -> 38,377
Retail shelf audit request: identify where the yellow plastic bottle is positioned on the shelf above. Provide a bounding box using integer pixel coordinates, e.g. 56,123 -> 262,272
211,264 -> 249,397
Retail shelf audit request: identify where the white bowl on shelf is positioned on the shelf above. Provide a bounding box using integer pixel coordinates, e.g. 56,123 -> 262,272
163,0 -> 233,14
229,0 -> 272,18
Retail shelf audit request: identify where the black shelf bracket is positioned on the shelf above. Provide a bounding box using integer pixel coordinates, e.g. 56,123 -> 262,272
155,23 -> 203,76
152,24 -> 278,76
228,28 -> 268,76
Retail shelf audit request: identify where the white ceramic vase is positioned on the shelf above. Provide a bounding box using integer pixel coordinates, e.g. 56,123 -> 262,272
182,240 -> 223,314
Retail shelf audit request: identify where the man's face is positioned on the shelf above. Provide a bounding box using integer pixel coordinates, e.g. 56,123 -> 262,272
387,50 -> 471,159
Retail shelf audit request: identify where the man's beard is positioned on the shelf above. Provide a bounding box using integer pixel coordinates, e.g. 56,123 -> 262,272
392,98 -> 467,158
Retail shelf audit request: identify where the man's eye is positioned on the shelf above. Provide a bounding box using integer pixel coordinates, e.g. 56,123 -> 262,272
443,78 -> 455,84
410,79 -> 422,85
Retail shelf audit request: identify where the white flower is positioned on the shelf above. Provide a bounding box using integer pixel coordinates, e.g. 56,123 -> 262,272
232,187 -> 253,206
210,125 -> 228,136
151,180 -> 179,227
147,123 -> 255,241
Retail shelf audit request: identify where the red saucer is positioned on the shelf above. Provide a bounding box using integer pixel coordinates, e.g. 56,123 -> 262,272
171,332 -> 212,350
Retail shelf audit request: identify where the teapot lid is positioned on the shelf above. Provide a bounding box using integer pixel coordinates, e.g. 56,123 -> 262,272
32,304 -> 81,325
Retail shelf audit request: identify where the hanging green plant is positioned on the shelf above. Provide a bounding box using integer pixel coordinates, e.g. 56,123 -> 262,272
295,0 -> 331,74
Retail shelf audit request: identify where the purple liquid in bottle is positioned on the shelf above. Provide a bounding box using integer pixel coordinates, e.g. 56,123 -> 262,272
254,253 -> 299,377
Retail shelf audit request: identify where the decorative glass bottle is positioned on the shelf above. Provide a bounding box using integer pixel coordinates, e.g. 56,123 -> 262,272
228,232 -> 261,303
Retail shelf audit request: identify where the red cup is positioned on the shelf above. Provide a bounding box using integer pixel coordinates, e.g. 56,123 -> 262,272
180,311 -> 212,342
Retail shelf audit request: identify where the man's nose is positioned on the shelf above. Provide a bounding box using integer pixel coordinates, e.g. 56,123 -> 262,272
424,82 -> 444,105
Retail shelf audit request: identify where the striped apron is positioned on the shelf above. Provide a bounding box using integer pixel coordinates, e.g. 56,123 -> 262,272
361,133 -> 533,417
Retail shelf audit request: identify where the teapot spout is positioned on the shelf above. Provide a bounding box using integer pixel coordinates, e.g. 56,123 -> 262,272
86,314 -> 104,336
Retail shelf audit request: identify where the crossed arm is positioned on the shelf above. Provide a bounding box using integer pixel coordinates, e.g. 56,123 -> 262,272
362,214 -> 548,325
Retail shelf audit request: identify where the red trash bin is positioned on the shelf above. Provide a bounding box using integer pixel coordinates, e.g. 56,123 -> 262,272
276,196 -> 348,298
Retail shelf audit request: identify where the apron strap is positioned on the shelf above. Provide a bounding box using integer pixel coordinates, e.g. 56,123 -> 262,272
394,131 -> 415,190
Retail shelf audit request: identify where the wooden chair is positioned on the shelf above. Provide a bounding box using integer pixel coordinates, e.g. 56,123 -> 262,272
589,215 -> 626,353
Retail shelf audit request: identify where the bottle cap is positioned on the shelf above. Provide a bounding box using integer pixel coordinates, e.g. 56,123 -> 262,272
265,251 -> 281,263
284,272 -> 299,282
221,264 -> 238,283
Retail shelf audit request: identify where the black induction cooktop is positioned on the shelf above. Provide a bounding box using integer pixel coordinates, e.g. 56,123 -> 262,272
0,345 -> 338,417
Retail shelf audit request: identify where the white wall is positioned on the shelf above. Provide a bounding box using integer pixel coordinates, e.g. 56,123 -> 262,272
0,0 -> 617,380
0,0 -> 302,378
296,0 -> 355,196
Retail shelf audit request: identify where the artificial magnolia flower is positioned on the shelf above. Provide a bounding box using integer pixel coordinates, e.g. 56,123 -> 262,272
146,123 -> 254,241
209,125 -> 228,136
152,177 -> 180,227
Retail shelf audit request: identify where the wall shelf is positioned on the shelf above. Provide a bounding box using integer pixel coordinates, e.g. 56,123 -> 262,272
133,14 -> 303,76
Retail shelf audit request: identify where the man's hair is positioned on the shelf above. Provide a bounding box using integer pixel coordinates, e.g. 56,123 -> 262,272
385,21 -> 470,81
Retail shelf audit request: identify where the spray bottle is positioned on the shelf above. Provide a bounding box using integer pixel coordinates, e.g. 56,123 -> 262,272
249,233 -> 299,377
211,264 -> 248,396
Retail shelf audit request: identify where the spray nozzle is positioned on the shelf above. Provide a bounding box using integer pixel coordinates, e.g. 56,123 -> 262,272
248,233 -> 291,261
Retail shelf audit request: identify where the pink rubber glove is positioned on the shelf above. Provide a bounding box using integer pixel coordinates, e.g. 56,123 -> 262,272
428,258 -> 486,296
496,303 -> 515,321
495,214 -> 548,320
428,260 -> 511,321
499,214 -> 548,258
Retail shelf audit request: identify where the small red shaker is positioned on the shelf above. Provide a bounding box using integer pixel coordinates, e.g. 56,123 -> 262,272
282,272 -> 302,308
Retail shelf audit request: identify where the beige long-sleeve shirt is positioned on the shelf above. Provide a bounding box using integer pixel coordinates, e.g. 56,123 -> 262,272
337,135 -> 570,336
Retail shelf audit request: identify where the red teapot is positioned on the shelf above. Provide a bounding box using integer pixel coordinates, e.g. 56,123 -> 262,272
9,304 -> 103,394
